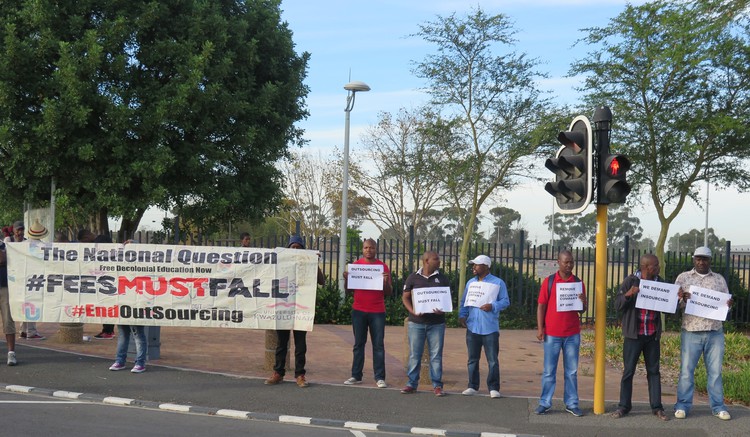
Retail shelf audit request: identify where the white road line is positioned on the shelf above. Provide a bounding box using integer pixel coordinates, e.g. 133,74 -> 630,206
348,431 -> 367,437
0,400 -> 85,404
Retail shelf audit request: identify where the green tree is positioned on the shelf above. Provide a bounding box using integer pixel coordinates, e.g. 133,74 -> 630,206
668,228 -> 726,254
0,0 -> 309,237
571,0 -> 750,268
489,206 -> 529,246
412,7 -> 557,298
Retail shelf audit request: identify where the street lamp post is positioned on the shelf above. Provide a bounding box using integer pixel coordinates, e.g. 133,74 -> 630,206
338,80 -> 370,294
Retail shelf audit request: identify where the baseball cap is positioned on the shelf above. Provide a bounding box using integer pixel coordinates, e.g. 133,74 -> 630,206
468,255 -> 492,267
12,220 -> 24,230
693,246 -> 712,259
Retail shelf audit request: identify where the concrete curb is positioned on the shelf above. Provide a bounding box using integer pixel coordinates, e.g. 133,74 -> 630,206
1,383 -> 541,437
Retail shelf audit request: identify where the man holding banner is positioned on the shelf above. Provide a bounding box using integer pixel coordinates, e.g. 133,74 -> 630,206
343,238 -> 393,388
674,246 -> 734,421
400,251 -> 451,397
535,250 -> 586,417
458,255 -> 510,399
611,254 -> 669,421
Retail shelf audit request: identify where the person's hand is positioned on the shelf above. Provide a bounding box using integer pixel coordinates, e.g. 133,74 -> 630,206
343,271 -> 348,279
536,328 -> 544,342
578,293 -> 586,304
479,303 -> 492,312
432,309 -> 444,315
458,317 -> 467,328
727,297 -> 734,308
678,288 -> 690,301
626,286 -> 639,298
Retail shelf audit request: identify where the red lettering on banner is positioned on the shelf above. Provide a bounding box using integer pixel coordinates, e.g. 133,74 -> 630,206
117,276 -> 210,297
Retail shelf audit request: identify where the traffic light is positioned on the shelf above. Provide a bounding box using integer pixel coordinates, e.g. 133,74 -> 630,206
598,152 -> 631,204
544,115 -> 593,214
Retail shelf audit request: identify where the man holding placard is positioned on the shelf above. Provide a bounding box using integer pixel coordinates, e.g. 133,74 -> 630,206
534,250 -> 586,417
611,254 -> 669,421
458,255 -> 510,399
674,246 -> 734,421
343,238 -> 393,388
400,251 -> 451,396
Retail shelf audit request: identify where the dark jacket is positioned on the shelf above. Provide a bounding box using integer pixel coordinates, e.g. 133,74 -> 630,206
614,273 -> 664,340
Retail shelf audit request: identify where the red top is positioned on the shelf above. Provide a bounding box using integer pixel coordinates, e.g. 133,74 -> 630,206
351,258 -> 391,313
538,272 -> 585,337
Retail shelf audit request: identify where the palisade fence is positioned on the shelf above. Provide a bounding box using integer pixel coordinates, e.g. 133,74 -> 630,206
122,228 -> 750,327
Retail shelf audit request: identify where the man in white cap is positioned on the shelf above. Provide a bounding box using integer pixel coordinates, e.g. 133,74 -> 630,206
458,254 -> 509,399
674,246 -> 734,421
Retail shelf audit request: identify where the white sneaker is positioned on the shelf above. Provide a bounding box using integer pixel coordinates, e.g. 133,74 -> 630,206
462,388 -> 477,396
376,380 -> 387,388
674,409 -> 686,419
7,351 -> 17,366
490,390 -> 501,399
343,377 -> 362,385
714,410 -> 731,421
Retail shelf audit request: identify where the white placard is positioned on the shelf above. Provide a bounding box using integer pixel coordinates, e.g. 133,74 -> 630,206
347,264 -> 384,291
685,285 -> 730,321
464,281 -> 500,308
555,282 -> 583,312
412,286 -> 452,314
635,279 -> 680,314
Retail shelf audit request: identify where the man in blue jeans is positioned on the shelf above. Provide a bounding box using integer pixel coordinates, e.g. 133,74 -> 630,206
458,255 -> 510,399
535,250 -> 586,417
674,246 -> 734,421
343,238 -> 392,388
400,251 -> 451,397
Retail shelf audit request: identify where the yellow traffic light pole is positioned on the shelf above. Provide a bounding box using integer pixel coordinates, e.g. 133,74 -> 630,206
593,203 -> 608,414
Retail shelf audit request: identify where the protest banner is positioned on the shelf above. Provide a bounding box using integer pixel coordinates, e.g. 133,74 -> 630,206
464,281 -> 500,308
685,285 -> 730,321
635,279 -> 680,314
6,241 -> 318,331
346,264 -> 384,290
555,282 -> 583,312
412,286 -> 452,314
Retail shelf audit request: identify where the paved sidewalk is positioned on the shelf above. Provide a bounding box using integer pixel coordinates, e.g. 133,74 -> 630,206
15,323 -> 706,407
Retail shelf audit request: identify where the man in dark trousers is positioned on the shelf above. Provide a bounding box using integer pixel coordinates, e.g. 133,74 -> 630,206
611,254 -> 669,421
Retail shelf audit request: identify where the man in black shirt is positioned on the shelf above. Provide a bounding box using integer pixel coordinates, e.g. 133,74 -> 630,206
400,251 -> 451,396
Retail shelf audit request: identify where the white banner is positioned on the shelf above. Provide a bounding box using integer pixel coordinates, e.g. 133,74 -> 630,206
347,264 -> 384,290
685,285 -> 730,321
555,282 -> 583,312
464,281 -> 500,308
412,286 -> 452,314
6,242 -> 319,331
635,279 -> 680,314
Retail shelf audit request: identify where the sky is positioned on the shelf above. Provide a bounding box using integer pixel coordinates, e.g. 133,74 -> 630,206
262,0 -> 750,248
127,0 -> 750,248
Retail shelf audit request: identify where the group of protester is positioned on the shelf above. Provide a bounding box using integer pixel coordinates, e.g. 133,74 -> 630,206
536,247 -> 733,421
322,239 -> 733,422
0,226 -> 735,421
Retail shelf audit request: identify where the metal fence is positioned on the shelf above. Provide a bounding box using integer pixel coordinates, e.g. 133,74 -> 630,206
124,229 -> 750,326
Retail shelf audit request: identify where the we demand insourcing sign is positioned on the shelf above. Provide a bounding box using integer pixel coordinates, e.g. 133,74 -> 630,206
6,242 -> 318,331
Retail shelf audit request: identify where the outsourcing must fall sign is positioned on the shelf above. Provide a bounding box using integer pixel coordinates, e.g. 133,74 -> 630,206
6,242 -> 319,331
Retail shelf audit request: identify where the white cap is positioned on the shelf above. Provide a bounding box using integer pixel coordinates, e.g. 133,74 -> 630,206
693,246 -> 712,259
468,255 -> 492,267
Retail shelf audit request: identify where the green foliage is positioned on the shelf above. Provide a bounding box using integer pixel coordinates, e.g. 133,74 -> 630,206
0,0 -> 310,234
572,1 -> 750,261
582,328 -> 750,405
314,281 -> 352,325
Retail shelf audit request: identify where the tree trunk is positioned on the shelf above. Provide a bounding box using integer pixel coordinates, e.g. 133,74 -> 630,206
117,207 -> 146,242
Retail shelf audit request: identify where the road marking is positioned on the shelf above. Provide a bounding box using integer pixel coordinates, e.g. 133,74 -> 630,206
0,400 -> 84,404
348,431 -> 367,437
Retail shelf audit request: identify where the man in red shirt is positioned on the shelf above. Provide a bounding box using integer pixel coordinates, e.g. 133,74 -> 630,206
535,250 -> 587,417
342,238 -> 392,388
